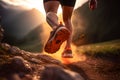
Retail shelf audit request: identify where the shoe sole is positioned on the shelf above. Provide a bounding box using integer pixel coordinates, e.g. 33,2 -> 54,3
62,49 -> 73,58
44,27 -> 70,53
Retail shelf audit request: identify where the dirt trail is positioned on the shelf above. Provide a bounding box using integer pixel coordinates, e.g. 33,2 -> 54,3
0,42 -> 120,80
64,54 -> 120,80
0,43 -> 85,80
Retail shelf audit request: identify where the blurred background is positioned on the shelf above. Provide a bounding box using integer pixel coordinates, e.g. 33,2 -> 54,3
0,0 -> 120,52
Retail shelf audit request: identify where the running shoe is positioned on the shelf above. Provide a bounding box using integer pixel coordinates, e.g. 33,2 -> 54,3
44,26 -> 70,53
62,48 -> 73,58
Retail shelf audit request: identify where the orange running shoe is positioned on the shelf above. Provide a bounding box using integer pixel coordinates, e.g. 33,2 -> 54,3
62,48 -> 73,58
44,26 -> 70,53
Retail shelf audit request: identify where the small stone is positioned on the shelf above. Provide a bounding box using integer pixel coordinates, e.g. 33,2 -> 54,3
10,46 -> 21,54
7,74 -> 21,80
11,56 -> 32,73
30,58 -> 43,64
22,74 -> 33,80
37,54 -> 61,64
40,65 -> 84,80
1,43 -> 11,51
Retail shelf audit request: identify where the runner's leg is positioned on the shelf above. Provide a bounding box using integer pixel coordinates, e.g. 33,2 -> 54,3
44,1 -> 59,30
62,6 -> 74,50
44,1 -> 70,53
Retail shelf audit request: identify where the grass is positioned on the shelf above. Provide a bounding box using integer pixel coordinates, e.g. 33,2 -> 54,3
16,39 -> 43,53
76,39 -> 120,58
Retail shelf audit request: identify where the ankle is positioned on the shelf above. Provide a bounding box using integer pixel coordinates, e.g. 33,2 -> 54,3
64,47 -> 71,50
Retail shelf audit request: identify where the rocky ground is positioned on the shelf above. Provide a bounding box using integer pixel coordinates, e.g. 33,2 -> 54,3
0,42 -> 86,80
0,27 -> 120,80
0,27 -> 85,80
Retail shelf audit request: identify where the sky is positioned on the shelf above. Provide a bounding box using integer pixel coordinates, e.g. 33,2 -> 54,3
2,0 -> 88,14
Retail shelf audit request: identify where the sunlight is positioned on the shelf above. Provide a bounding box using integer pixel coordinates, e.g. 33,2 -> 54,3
2,0 -> 88,63
2,0 -> 87,15
43,43 -> 86,64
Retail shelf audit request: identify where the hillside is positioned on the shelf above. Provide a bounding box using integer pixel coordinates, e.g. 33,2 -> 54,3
72,0 -> 120,46
0,1 -> 45,43
16,25 -> 44,52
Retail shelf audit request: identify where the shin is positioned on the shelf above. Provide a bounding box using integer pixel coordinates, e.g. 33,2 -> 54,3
46,12 -> 59,29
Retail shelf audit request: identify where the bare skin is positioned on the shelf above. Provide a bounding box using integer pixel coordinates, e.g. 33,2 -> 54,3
44,1 -> 74,55
43,0 -> 97,57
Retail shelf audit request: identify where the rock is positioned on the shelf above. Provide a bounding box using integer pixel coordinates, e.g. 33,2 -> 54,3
7,74 -> 21,80
0,40 -> 85,80
22,74 -> 33,80
37,54 -> 61,64
11,56 -> 32,73
64,70 -> 84,80
10,46 -> 21,54
40,65 -> 84,80
29,58 -> 43,64
19,50 -> 25,56
36,65 -> 45,71
1,43 -> 11,51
